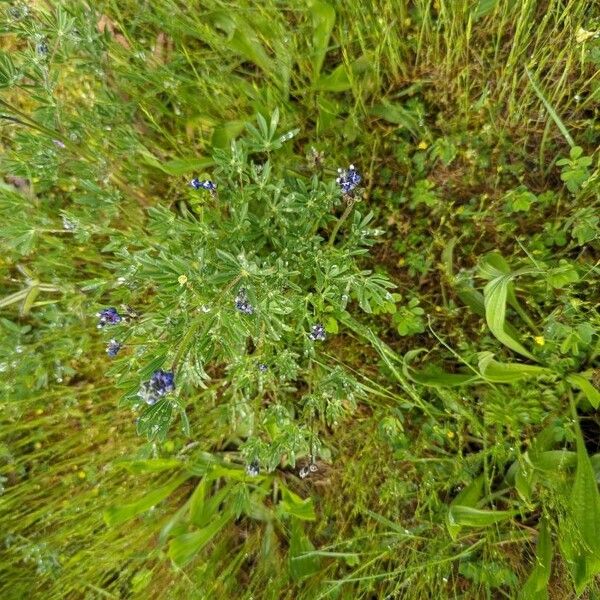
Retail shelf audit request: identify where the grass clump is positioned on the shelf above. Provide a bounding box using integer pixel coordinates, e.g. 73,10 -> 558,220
1,1 -> 599,598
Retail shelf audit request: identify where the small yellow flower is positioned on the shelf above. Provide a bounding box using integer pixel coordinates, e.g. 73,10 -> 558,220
78,471 -> 87,480
35,408 -> 44,415
447,430 -> 455,439
34,442 -> 42,450
178,274 -> 188,285
417,141 -> 428,150
534,336 -> 545,346
435,306 -> 442,312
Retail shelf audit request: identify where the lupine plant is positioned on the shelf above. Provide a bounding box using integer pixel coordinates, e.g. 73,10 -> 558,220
97,110 -> 393,476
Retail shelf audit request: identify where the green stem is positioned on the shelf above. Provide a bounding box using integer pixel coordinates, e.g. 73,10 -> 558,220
328,197 -> 356,246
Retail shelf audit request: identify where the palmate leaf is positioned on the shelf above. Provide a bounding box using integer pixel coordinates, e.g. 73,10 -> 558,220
483,275 -> 536,361
136,399 -> 174,441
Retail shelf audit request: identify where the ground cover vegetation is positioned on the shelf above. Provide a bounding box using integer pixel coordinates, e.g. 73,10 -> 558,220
1,0 -> 599,598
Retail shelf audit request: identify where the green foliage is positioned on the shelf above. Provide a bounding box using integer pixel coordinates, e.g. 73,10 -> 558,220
1,0 -> 599,599
557,147 -> 594,194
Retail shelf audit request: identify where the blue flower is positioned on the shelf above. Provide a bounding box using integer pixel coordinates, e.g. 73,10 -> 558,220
246,460 -> 260,477
97,307 -> 122,328
234,289 -> 254,315
309,323 -> 326,342
150,369 -> 175,394
138,369 -> 175,405
336,164 -> 361,195
190,178 -> 217,192
106,339 -> 122,357
36,41 -> 49,56
257,363 -> 268,373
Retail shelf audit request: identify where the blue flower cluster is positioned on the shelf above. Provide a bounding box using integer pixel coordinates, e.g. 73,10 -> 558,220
97,307 -> 124,358
246,459 -> 260,477
36,41 -> 49,56
106,339 -> 122,357
190,178 -> 217,192
336,164 -> 361,195
234,288 -> 254,315
309,323 -> 326,342
97,307 -> 122,328
138,369 -> 175,405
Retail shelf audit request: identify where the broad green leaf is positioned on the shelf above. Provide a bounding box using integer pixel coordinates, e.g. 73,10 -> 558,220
478,352 -> 552,383
325,316 -> 339,334
530,450 -> 576,472
448,505 -> 515,529
140,152 -> 214,175
569,420 -> 600,593
519,520 -> 552,599
158,499 -> 192,545
229,24 -> 274,76
447,476 -> 484,540
315,63 -> 351,92
483,275 -> 536,360
189,478 -> 207,525
473,0 -> 500,20
370,102 -> 420,137
479,251 -> 511,279
211,121 -> 246,149
191,481 -> 233,528
309,1 -> 335,81
279,486 -> 316,521
289,518 -> 321,580
403,349 -> 478,387
514,462 -> 533,502
168,511 -> 232,567
103,474 -> 189,526
567,374 -> 600,409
